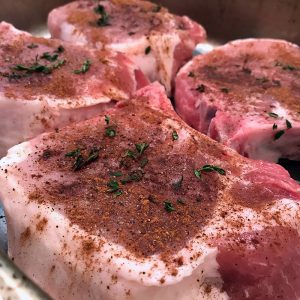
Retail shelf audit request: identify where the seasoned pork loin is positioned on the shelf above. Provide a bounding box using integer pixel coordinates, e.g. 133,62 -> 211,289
175,39 -> 300,162
48,0 -> 206,94
1,83 -> 300,299
0,22 -> 147,157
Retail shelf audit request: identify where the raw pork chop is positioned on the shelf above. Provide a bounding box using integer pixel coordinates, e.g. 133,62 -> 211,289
0,22 -> 147,157
175,39 -> 300,162
48,0 -> 206,94
1,82 -> 300,299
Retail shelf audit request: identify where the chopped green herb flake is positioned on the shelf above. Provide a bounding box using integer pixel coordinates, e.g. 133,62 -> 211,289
145,46 -> 151,55
107,180 -> 119,192
109,171 -> 122,177
94,5 -> 110,27
27,43 -> 38,49
105,115 -> 110,125
124,149 -> 136,159
194,169 -> 201,179
65,148 -> 81,157
195,165 -> 226,178
73,148 -> 99,171
140,157 -> 149,168
55,45 -> 65,53
274,130 -> 285,140
105,127 -> 116,137
13,63 -> 51,74
74,59 -> 91,74
188,71 -> 195,77
172,131 -> 179,141
114,190 -> 123,197
286,119 -> 292,129
66,147 -> 99,171
268,112 -> 279,118
272,123 -> 278,130
41,52 -> 59,62
196,84 -> 205,93
135,143 -> 149,155
164,201 -> 175,212
52,59 -> 66,69
121,170 -> 143,184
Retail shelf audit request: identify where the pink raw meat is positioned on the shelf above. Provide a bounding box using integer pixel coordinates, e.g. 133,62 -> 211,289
175,39 -> 300,162
0,22 -> 148,157
48,0 -> 206,94
1,83 -> 300,299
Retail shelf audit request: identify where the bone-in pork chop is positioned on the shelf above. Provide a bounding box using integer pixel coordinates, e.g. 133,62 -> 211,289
1,83 -> 300,299
175,39 -> 300,162
48,0 -> 206,94
0,22 -> 148,157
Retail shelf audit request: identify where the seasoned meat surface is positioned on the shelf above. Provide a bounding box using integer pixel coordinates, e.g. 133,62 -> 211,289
1,83 -> 300,299
0,21 -> 147,156
48,0 -> 206,94
175,39 -> 300,162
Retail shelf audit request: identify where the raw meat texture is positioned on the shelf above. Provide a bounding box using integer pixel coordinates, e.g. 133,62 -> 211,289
48,0 -> 206,94
0,22 -> 148,157
1,82 -> 300,299
175,39 -> 300,162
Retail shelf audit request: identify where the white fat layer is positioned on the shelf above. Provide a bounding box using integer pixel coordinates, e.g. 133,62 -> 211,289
271,102 -> 291,119
149,33 -> 180,94
2,140 -> 300,299
0,142 -> 230,300
227,118 -> 300,162
60,22 -> 88,45
110,33 -> 180,94
0,93 -> 115,157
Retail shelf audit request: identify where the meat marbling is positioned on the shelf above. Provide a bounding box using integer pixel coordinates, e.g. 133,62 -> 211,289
0,21 -> 148,157
1,82 -> 300,299
48,0 -> 206,94
175,39 -> 300,162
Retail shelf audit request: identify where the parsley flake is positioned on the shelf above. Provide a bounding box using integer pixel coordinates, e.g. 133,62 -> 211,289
268,112 -> 279,118
172,131 -> 179,141
145,46 -> 151,55
105,127 -> 116,137
164,201 -> 175,212
286,119 -> 292,129
65,148 -> 81,157
107,180 -> 120,192
55,45 -> 65,53
135,143 -> 149,155
109,171 -> 122,177
105,115 -> 110,125
74,59 -> 91,74
272,123 -> 278,130
274,130 -> 285,140
195,165 -> 226,178
196,84 -> 205,93
140,157 -> 149,168
94,5 -> 110,27
41,52 -> 58,62
188,72 -> 195,77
